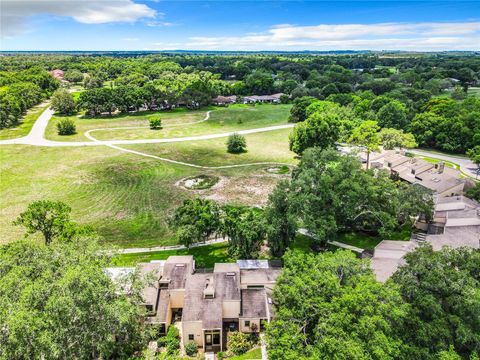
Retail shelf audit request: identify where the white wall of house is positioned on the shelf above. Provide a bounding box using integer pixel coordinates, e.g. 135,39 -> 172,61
169,289 -> 185,308
182,321 -> 204,347
239,318 -> 262,333
222,300 -> 241,318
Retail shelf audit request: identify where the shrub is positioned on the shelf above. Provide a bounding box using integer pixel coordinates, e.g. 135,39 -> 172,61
185,341 -> 198,356
227,331 -> 252,356
56,118 -> 76,135
165,326 -> 180,355
226,133 -> 247,154
217,352 -> 225,360
150,118 -> 162,130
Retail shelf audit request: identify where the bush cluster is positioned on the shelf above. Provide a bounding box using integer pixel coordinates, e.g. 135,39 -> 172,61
56,118 -> 76,135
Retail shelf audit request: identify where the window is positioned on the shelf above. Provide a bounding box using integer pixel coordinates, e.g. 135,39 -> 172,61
159,282 -> 169,289
189,334 -> 194,341
213,333 -> 220,345
244,320 -> 250,327
247,285 -> 264,289
205,294 -> 214,299
158,324 -> 166,336
145,304 -> 154,313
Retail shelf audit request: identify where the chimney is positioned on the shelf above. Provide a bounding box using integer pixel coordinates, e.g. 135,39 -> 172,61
203,277 -> 215,299
437,162 -> 445,174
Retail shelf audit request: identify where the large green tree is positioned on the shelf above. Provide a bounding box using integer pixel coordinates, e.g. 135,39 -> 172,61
376,100 -> 408,129
264,180 -> 297,257
170,198 -> 222,248
348,120 -> 380,169
14,200 -> 77,245
266,250 -> 407,360
222,205 -> 266,259
288,148 -> 432,246
0,238 -> 148,359
288,101 -> 352,155
392,245 -> 480,359
51,88 -> 76,115
379,128 -> 418,150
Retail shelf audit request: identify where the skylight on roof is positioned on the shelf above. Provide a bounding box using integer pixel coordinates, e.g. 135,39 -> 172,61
226,272 -> 236,276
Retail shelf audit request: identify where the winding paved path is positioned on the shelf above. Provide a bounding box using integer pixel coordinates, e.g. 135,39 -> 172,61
0,106 -> 294,147
0,106 -> 295,169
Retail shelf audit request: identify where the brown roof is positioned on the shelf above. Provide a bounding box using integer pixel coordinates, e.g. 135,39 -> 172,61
138,262 -> 164,306
161,256 -> 194,289
241,289 -> 267,318
182,273 -> 224,329
240,268 -> 281,287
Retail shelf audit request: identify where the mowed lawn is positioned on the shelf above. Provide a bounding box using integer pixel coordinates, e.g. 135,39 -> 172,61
0,137 -> 292,247
0,102 -> 49,140
122,127 -> 296,167
0,144 -> 197,247
45,103 -> 292,142
45,107 -> 210,142
112,242 -> 232,269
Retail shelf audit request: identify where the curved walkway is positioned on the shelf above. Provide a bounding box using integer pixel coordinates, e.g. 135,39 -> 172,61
0,106 -> 294,148
84,110 -> 213,140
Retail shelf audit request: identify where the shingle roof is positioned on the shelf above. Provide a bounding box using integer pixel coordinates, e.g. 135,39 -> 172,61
241,289 -> 267,318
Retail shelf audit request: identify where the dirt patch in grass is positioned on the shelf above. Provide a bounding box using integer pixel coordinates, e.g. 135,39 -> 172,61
177,174 -> 220,190
204,173 -> 281,207
265,165 -> 291,174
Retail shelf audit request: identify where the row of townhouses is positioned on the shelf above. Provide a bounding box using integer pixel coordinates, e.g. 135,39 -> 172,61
108,256 -> 281,353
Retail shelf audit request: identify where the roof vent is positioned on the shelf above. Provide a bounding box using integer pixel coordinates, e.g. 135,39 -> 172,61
203,277 -> 215,299
175,264 -> 185,268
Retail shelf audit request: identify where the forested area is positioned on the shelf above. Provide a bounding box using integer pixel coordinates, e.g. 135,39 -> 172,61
0,67 -> 58,128
267,247 -> 480,360
1,53 -> 479,154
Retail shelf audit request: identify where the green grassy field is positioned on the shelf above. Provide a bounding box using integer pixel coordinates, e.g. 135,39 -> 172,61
0,102 -> 49,140
418,155 -> 460,170
336,226 -> 411,250
0,133 -> 292,247
45,104 -> 291,142
1,104 -> 294,248
0,144 -> 197,247
122,127 -> 296,167
112,242 -> 231,268
229,348 -> 262,360
45,107 -> 209,142
468,87 -> 480,97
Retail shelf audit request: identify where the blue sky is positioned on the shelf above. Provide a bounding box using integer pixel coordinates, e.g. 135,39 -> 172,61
1,1 -> 479,51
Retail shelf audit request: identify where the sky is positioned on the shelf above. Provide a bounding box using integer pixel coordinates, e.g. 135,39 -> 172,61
1,1 -> 479,51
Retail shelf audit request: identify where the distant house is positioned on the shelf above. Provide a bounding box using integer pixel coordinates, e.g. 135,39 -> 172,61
107,256 -> 281,353
243,93 -> 284,104
49,69 -> 65,81
211,95 -> 237,106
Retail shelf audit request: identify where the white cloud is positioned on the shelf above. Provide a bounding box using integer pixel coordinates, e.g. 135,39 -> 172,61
145,21 -> 175,27
185,22 -> 480,51
1,0 -> 156,37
